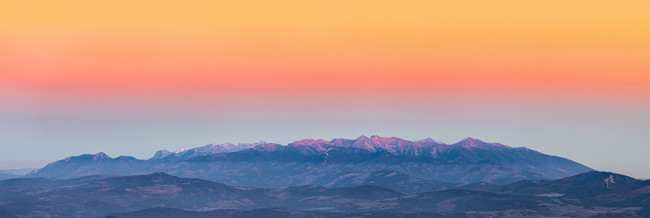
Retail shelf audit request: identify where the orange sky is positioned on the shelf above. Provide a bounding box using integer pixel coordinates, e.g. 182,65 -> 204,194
1,0 -> 649,100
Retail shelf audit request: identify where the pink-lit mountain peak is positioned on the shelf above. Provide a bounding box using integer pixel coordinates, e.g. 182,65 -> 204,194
349,135 -> 373,151
284,135 -> 421,154
354,135 -> 411,152
93,152 -> 111,160
251,143 -> 283,152
287,135 -> 446,153
288,139 -> 331,153
417,137 -> 446,145
369,135 -> 400,143
330,135 -> 423,155
355,135 -> 371,143
289,139 -> 331,146
329,138 -> 354,146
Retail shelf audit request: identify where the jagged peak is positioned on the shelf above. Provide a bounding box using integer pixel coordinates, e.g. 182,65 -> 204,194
352,135 -> 373,148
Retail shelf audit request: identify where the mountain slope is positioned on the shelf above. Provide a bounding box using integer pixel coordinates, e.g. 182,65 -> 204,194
324,170 -> 456,193
0,173 -> 401,217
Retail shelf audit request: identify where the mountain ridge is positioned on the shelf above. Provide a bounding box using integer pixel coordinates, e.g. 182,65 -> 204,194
148,136 -> 530,159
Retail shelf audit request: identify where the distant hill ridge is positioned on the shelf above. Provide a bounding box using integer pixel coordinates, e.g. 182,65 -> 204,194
3,171 -> 649,217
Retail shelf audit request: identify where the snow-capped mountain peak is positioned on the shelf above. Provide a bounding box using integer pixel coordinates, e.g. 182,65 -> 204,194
150,142 -> 264,160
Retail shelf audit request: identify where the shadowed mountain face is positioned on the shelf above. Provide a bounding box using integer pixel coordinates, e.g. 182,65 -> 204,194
24,136 -> 591,187
1,172 -> 648,217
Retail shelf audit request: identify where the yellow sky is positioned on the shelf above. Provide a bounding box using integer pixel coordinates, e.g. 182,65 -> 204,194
1,0 -> 649,95
2,0 -> 648,56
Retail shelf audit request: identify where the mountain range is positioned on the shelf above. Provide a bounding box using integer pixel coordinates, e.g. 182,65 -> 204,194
3,136 -> 648,217
25,136 -> 592,188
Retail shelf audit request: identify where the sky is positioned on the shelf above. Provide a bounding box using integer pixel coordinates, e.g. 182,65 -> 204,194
0,0 -> 649,178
